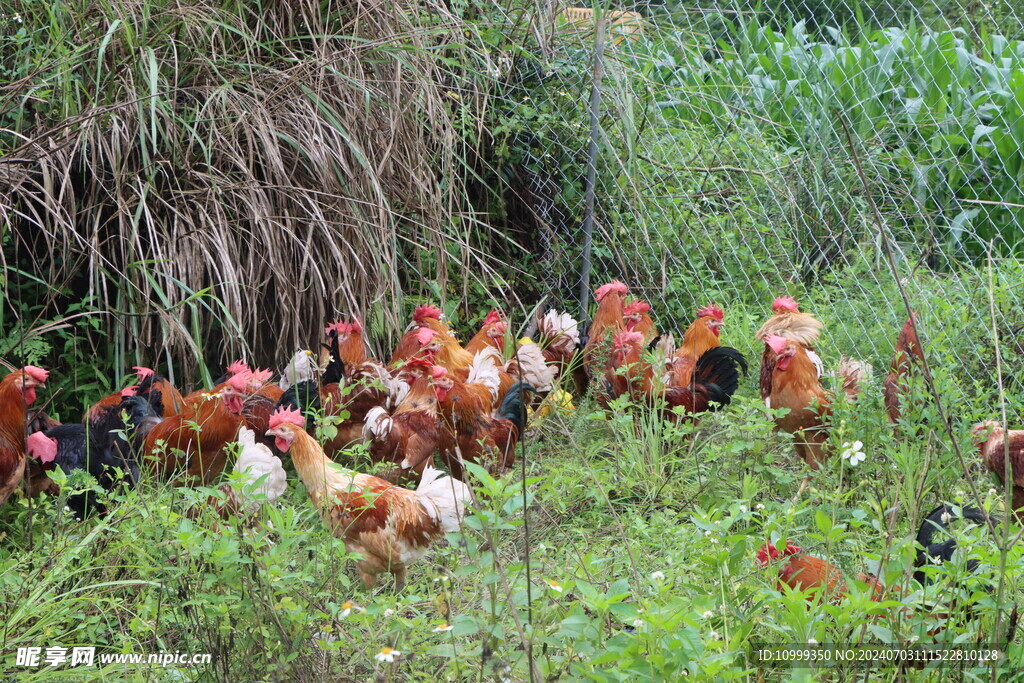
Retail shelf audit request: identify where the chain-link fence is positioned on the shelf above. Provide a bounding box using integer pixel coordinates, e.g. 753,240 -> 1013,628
487,0 -> 1024,408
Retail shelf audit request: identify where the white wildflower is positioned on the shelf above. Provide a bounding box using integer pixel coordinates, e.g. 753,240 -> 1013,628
709,630 -> 720,640
544,579 -> 563,593
340,601 -> 355,618
739,505 -> 748,513
710,537 -> 719,544
375,647 -> 401,663
432,623 -> 453,632
650,571 -> 665,582
383,608 -> 396,618
632,618 -> 644,629
756,503 -> 765,511
808,638 -> 818,645
840,440 -> 866,466
702,610 -> 714,619
940,511 -> 952,524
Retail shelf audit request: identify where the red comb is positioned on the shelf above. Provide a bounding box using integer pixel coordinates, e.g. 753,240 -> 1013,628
613,330 -> 644,347
413,304 -> 443,323
624,300 -> 651,315
226,360 -> 250,376
772,296 -> 799,313
250,368 -> 273,385
133,366 -> 155,380
269,406 -> 305,429
27,432 -> 57,464
484,310 -> 503,325
23,366 -> 50,383
431,366 -> 448,379
756,543 -> 779,568
415,327 -> 438,346
696,304 -> 724,321
121,386 -> 139,398
226,371 -> 251,392
594,280 -> 628,302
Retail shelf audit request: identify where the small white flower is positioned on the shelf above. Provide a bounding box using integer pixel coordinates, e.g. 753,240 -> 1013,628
710,537 -> 719,544
544,579 -> 563,593
702,610 -> 714,619
840,440 -> 866,465
756,503 -> 766,511
340,601 -> 355,618
931,556 -> 943,565
650,571 -> 665,582
739,505 -> 748,513
909,635 -> 919,643
989,488 -> 998,496
709,630 -> 720,640
940,511 -> 952,524
433,575 -> 450,583
632,618 -> 644,628
13,14 -> 22,23
433,623 -> 453,632
522,95 -> 531,101
808,638 -> 818,645
704,530 -> 713,537
956,489 -> 965,498
375,647 -> 401,663
383,608 -> 396,618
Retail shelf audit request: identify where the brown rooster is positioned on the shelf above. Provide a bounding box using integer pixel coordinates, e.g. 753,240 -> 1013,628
763,334 -> 831,468
0,366 -> 49,504
584,280 -> 628,377
465,310 -> 506,355
144,372 -> 248,484
361,366 -> 446,480
973,421 -> 1024,516
757,296 -> 824,401
432,358 -> 530,478
623,300 -> 657,344
757,542 -> 884,603
660,304 -> 726,387
883,313 -> 924,427
266,407 -> 471,589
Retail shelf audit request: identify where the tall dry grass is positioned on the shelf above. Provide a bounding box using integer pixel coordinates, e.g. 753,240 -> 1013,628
0,0 -> 531,377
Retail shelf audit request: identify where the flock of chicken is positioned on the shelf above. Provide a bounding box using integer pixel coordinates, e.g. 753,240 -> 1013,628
580,280 -> 1021,608
0,304 -> 580,588
0,279 -> 1021,600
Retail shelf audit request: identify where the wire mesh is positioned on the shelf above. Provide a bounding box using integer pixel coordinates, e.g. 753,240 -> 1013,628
491,0 -> 1024,410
